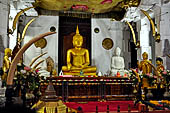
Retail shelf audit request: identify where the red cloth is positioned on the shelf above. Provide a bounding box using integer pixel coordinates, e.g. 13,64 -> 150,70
65,101 -> 138,112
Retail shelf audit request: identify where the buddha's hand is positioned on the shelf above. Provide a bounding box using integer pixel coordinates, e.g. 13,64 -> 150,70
67,63 -> 72,70
80,65 -> 86,69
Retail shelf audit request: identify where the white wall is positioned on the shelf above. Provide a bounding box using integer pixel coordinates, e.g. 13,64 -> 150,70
9,9 -> 17,50
22,17 -> 128,75
159,5 -> 170,70
92,18 -> 125,74
23,16 -> 59,73
0,0 -> 10,67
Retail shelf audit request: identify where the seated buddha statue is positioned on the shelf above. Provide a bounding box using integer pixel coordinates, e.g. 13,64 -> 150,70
62,26 -> 96,76
111,47 -> 128,76
156,57 -> 165,73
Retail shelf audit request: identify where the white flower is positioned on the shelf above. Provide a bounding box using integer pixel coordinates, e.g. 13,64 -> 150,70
20,70 -> 26,74
26,72 -> 30,76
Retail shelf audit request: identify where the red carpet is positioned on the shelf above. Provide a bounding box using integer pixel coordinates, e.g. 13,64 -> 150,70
65,101 -> 138,112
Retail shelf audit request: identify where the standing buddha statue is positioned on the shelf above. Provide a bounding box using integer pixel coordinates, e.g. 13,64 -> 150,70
137,52 -> 152,75
2,48 -> 12,84
137,52 -> 152,87
62,26 -> 96,76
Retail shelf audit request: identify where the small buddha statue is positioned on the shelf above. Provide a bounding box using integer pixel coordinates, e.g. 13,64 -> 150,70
137,52 -> 152,75
156,57 -> 165,73
137,52 -> 152,88
111,47 -> 128,76
2,48 -> 12,73
62,26 -> 96,75
46,56 -> 54,73
2,48 -> 12,83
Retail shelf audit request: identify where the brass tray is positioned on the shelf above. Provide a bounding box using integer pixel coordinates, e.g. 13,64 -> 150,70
102,38 -> 113,50
34,38 -> 47,49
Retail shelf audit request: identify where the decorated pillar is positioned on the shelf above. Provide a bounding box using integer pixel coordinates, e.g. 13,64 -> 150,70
137,17 -> 152,61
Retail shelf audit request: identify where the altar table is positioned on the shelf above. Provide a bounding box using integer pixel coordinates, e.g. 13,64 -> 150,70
40,77 -> 135,101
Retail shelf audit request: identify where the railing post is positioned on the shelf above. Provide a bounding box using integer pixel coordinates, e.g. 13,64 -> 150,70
117,105 -> 120,112
66,107 -> 68,113
107,105 -> 109,113
128,104 -> 131,112
96,106 -> 98,113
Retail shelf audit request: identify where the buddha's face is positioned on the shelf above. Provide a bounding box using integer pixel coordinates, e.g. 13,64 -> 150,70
156,60 -> 162,66
115,47 -> 121,56
142,52 -> 148,60
5,48 -> 12,57
73,35 -> 83,48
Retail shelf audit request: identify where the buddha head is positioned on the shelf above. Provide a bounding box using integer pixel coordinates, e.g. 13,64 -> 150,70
156,57 -> 163,66
5,48 -> 12,57
142,52 -> 148,60
115,47 -> 121,56
73,26 -> 83,48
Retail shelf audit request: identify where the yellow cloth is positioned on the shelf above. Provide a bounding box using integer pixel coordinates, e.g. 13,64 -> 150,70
46,107 -> 56,113
32,100 -> 77,113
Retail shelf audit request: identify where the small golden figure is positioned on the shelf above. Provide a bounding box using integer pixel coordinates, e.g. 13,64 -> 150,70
62,26 -> 96,75
137,52 -> 152,75
2,48 -> 12,81
156,57 -> 165,73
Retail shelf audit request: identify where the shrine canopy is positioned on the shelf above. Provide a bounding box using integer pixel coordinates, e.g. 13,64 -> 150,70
33,0 -> 141,20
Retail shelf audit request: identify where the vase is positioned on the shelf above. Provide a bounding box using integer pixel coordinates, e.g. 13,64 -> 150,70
146,89 -> 153,100
164,86 -> 170,99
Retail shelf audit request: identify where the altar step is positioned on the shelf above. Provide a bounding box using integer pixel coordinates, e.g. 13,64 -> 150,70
65,101 -> 138,112
65,101 -> 170,113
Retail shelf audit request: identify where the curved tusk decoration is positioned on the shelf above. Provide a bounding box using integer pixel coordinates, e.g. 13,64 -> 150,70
7,32 -> 56,85
32,59 -> 44,70
19,17 -> 36,43
140,9 -> 156,37
12,7 -> 35,33
126,21 -> 137,46
29,52 -> 48,67
35,67 -> 41,71
141,9 -> 161,43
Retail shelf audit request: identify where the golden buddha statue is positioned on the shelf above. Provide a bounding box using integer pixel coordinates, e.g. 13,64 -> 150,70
62,26 -> 96,75
2,48 -> 12,81
137,52 -> 152,88
156,57 -> 165,73
137,52 -> 152,75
